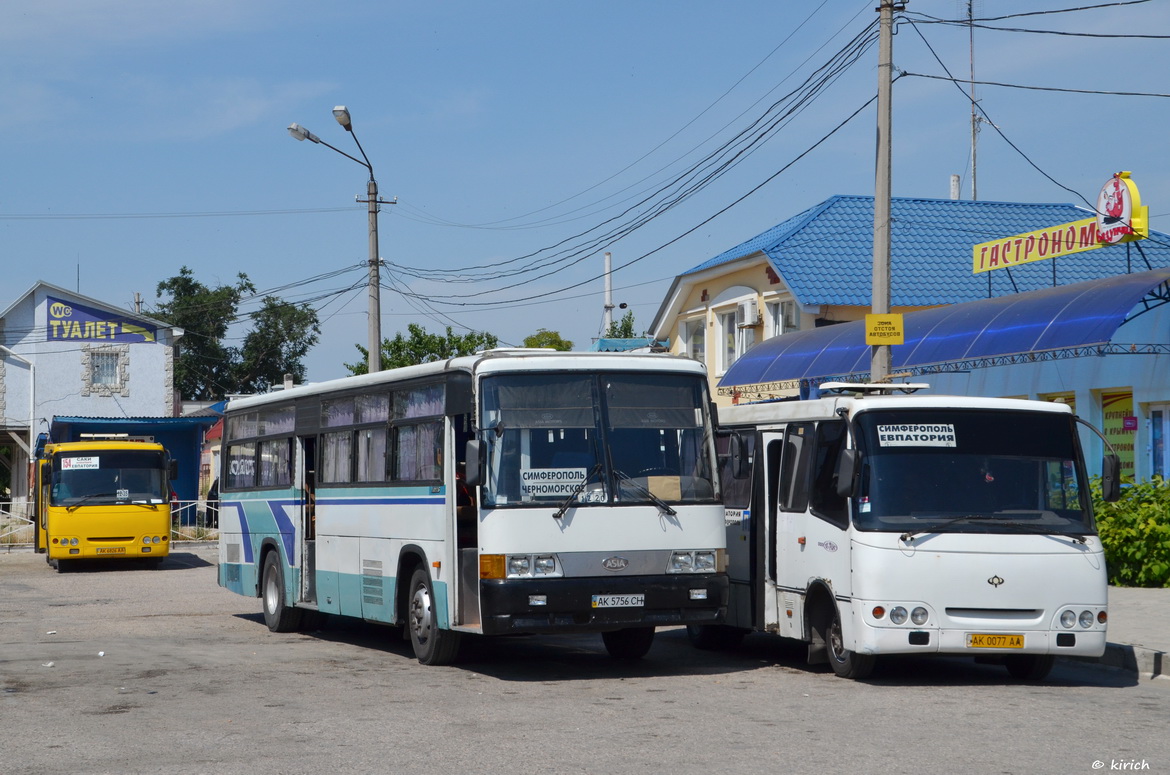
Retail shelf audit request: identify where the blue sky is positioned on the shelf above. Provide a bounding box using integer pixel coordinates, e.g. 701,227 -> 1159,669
3,0 -> 1168,382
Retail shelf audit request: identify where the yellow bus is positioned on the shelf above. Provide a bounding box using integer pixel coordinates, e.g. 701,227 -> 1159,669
35,440 -> 177,572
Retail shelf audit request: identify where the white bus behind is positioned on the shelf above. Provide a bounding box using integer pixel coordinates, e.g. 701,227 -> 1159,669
694,383 -> 1120,680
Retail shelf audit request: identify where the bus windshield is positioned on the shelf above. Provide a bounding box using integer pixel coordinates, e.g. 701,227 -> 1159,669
853,409 -> 1093,537
51,450 -> 169,507
478,372 -> 717,508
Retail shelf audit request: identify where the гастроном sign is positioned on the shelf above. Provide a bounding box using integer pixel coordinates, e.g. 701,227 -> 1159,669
972,172 -> 1148,274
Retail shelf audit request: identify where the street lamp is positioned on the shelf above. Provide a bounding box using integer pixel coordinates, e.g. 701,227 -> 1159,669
288,106 -> 388,373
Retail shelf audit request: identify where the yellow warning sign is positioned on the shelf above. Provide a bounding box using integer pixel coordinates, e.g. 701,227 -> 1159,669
866,314 -> 904,345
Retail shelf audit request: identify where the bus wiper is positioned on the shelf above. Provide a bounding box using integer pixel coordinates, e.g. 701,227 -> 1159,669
988,520 -> 1088,545
901,514 -> 1087,544
66,493 -> 117,511
553,463 -> 604,520
614,469 -> 678,517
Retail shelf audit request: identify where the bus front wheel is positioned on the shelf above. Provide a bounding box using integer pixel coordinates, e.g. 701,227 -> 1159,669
820,603 -> 875,680
262,551 -> 303,633
407,568 -> 461,665
602,627 -> 656,660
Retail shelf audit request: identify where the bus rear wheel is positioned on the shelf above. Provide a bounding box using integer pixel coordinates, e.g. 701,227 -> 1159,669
821,603 -> 876,680
262,551 -> 303,633
407,568 -> 460,665
602,627 -> 656,660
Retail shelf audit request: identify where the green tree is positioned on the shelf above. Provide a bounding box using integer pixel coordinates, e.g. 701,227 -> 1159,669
153,266 -> 320,399
346,323 -> 499,375
604,310 -> 638,339
523,328 -> 573,351
234,296 -> 321,392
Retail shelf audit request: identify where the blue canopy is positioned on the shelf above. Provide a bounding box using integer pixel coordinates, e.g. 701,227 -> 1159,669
719,268 -> 1170,389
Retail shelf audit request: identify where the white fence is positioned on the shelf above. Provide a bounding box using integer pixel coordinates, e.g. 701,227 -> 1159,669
0,499 -> 217,546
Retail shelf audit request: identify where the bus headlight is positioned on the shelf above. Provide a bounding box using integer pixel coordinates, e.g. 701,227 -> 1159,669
890,606 -> 908,625
1079,610 -> 1095,629
1060,610 -> 1077,629
911,607 -> 929,625
693,551 -> 716,572
70,538 -> 79,546
482,554 -> 564,579
668,550 -> 723,573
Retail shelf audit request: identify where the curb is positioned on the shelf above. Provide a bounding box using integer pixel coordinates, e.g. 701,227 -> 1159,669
1080,642 -> 1169,681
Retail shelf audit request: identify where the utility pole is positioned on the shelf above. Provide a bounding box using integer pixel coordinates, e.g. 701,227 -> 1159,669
363,175 -> 382,373
871,0 -> 899,382
968,0 -> 978,201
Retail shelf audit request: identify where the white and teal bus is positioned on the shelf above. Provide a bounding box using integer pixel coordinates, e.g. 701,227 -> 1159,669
696,383 -> 1120,680
218,350 -> 728,664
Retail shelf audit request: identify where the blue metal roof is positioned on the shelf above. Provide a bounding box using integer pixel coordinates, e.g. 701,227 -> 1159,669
687,196 -> 1170,307
719,267 -> 1170,388
590,337 -> 663,352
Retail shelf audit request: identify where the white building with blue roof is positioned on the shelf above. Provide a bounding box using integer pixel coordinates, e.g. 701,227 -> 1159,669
649,194 -> 1170,481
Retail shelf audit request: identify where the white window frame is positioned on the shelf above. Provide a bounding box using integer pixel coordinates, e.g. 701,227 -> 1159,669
715,304 -> 757,375
764,298 -> 801,339
679,317 -> 706,363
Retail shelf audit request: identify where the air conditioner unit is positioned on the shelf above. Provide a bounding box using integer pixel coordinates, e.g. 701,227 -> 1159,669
737,298 -> 761,327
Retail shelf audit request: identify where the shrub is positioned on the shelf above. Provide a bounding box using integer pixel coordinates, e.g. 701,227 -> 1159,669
1092,476 -> 1170,587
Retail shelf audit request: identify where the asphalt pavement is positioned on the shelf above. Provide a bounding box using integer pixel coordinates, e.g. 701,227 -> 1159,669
2,543 -> 1164,680
1094,586 -> 1168,681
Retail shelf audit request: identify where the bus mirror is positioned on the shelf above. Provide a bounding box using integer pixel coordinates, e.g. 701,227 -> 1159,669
168,460 -> 179,481
1101,454 -> 1121,502
464,440 -> 483,488
835,448 -> 859,498
729,433 -> 750,480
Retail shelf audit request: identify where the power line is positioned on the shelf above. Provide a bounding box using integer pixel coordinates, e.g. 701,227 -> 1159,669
393,91 -> 879,310
0,207 -> 358,221
899,72 -> 1170,99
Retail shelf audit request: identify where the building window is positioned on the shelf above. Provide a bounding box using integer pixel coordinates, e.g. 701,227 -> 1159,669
782,300 -> 801,333
681,318 -> 705,362
719,310 -> 737,372
92,352 -> 119,386
82,345 -> 129,396
765,299 -> 801,339
1152,405 -> 1169,479
717,305 -> 757,373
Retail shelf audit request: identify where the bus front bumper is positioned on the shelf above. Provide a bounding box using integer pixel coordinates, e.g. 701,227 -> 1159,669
856,622 -> 1108,658
479,573 -> 729,636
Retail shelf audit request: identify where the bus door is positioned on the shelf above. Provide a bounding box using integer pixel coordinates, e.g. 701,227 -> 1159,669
298,435 -> 317,605
773,420 -> 853,639
453,416 -> 480,628
35,459 -> 48,553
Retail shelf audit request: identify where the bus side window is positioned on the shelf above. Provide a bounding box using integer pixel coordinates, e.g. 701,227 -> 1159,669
809,420 -> 848,528
779,423 -> 814,513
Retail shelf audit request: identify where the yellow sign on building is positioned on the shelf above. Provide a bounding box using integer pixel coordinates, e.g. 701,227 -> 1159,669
865,314 -> 904,345
972,172 -> 1148,274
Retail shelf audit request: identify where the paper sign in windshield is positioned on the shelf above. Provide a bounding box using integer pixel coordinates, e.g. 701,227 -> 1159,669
877,424 -> 956,447
521,468 -> 587,497
61,456 -> 100,470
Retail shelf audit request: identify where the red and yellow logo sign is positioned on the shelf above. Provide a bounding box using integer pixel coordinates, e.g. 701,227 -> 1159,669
972,172 -> 1148,274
